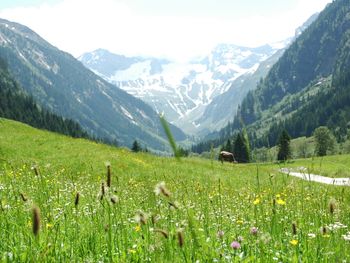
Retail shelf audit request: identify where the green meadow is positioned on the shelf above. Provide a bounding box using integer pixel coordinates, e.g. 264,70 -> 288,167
1,118 -> 350,262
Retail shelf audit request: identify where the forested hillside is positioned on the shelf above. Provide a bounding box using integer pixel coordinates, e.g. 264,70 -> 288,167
0,18 -> 186,151
0,57 -> 90,139
193,0 -> 350,153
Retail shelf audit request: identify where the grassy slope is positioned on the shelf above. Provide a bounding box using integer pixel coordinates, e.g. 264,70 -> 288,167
1,118 -> 350,262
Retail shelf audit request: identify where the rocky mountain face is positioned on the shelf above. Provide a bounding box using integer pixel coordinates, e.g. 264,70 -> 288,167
0,18 -> 186,152
195,0 -> 350,152
79,44 -> 285,135
196,12 -> 319,136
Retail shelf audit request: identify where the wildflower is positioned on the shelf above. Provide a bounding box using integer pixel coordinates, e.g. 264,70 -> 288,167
308,233 -> 316,238
230,241 -> 241,250
134,225 -> 141,232
32,206 -> 41,236
253,198 -> 260,205
260,233 -> 271,244
217,230 -> 224,239
342,232 -> 350,241
128,249 -> 136,254
154,181 -> 171,197
4,252 -> 13,261
290,239 -> 298,246
276,199 -> 286,205
327,222 -> 347,231
250,227 -> 258,236
236,219 -> 244,225
46,223 -> 54,229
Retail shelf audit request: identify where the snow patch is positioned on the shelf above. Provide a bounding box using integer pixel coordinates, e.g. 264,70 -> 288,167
120,106 -> 134,120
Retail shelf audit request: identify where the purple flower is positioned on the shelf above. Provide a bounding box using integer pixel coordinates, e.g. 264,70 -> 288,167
230,241 -> 241,250
250,227 -> 258,235
217,230 -> 224,239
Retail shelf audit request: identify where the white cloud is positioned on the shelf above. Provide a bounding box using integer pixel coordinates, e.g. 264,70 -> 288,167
0,0 -> 332,61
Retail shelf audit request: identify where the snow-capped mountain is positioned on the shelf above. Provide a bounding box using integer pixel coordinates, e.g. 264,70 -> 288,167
0,18 -> 186,151
79,44 -> 285,134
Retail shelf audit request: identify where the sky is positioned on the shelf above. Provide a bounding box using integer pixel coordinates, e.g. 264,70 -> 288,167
0,0 -> 332,61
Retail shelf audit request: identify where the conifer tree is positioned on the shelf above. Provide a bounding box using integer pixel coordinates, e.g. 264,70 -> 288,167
277,129 -> 291,161
234,133 -> 250,163
224,139 -> 232,152
131,140 -> 141,152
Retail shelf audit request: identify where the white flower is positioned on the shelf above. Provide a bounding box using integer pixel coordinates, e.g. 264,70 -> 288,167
328,222 -> 347,231
342,232 -> 350,241
308,233 -> 316,238
5,252 -> 13,260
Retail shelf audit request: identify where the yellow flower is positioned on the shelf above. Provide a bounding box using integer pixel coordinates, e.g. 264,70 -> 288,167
46,223 -> 54,229
253,198 -> 261,205
128,249 -> 136,254
290,239 -> 298,246
236,220 -> 244,225
276,199 -> 286,205
134,225 -> 141,232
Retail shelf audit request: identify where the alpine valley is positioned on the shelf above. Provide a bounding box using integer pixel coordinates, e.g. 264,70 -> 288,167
79,44 -> 287,135
78,14 -> 318,136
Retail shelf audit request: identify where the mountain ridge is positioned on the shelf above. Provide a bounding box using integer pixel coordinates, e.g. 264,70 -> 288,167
0,18 -> 186,152
193,0 -> 350,153
79,43 -> 285,134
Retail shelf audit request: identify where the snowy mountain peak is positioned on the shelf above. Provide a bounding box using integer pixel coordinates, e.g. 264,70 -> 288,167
79,42 -> 288,134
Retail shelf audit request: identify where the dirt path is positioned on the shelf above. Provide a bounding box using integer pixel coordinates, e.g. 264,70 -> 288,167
280,168 -> 350,186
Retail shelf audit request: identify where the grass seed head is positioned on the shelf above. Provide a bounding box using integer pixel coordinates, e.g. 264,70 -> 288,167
32,206 -> 40,236
20,193 -> 28,202
100,182 -> 105,201
292,222 -> 297,235
154,181 -> 171,197
154,229 -> 169,239
106,163 -> 111,188
168,201 -> 179,210
322,226 -> 327,235
74,192 -> 80,207
110,195 -> 118,204
31,165 -> 39,176
135,211 -> 148,225
151,214 -> 160,225
177,229 -> 184,248
329,199 -> 336,214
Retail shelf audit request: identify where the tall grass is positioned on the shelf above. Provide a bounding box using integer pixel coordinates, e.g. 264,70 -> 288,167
1,119 -> 350,262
